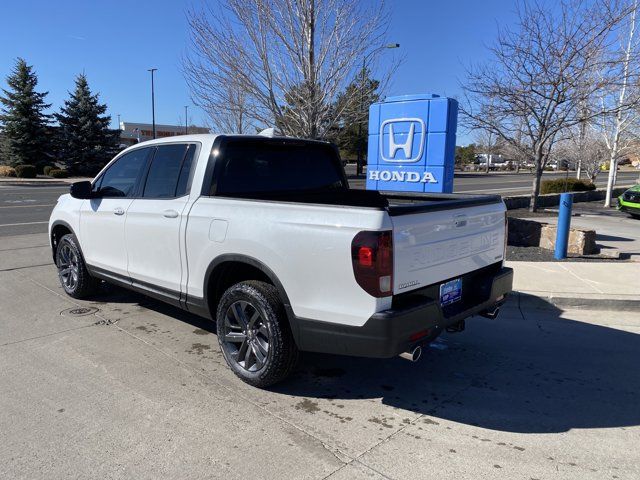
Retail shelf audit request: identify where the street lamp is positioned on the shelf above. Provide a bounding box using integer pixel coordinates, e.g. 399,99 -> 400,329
148,68 -> 158,139
357,43 -> 400,176
184,105 -> 189,135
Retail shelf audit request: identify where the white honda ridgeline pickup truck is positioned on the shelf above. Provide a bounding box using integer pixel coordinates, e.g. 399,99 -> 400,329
49,134 -> 513,387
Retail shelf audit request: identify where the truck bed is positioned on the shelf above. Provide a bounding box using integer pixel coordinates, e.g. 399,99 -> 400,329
217,188 -> 503,215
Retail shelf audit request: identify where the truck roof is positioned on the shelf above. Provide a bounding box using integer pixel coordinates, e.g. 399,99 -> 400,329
127,133 -> 220,147
118,134 -> 335,159
125,133 -> 333,148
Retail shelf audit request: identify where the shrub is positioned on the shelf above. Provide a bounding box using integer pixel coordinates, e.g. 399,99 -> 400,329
540,178 -> 596,194
43,165 -> 55,176
14,164 -> 37,178
0,165 -> 17,177
49,169 -> 69,178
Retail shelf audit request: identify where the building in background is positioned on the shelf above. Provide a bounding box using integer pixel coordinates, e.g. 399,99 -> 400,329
118,121 -> 210,147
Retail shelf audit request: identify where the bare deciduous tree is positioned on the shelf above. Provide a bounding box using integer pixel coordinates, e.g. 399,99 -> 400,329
183,0 -> 397,139
461,0 -> 629,211
202,80 -> 255,134
556,125 -> 609,182
600,0 -> 640,206
474,110 -> 500,173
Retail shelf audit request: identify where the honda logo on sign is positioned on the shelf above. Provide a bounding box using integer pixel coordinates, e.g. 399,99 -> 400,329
379,117 -> 425,163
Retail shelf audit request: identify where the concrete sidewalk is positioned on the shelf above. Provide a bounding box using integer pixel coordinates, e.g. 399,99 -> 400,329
535,209 -> 640,261
506,261 -> 640,311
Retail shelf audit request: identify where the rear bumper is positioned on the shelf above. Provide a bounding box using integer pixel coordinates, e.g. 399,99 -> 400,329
294,266 -> 514,358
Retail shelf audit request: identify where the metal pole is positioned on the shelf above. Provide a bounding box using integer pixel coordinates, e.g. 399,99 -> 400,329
357,57 -> 366,176
184,105 -> 188,134
554,192 -> 573,260
117,114 -> 121,130
148,68 -> 157,139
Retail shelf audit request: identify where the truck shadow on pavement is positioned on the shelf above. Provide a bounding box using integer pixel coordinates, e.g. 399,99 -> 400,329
280,302 -> 640,434
95,285 -> 640,435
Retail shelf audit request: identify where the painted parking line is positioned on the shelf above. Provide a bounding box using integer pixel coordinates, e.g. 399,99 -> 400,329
0,204 -> 54,209
460,187 -> 532,194
0,221 -> 49,227
0,187 -> 68,191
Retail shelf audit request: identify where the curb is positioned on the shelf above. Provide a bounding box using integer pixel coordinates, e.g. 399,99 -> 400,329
509,291 -> 640,312
503,185 -> 633,210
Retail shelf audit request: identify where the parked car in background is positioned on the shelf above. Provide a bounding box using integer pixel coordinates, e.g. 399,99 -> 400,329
618,185 -> 640,219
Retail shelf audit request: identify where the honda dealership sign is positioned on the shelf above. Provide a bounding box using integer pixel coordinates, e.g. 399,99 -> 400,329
366,94 -> 458,193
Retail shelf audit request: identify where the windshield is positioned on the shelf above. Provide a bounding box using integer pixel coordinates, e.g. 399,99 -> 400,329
215,139 -> 346,196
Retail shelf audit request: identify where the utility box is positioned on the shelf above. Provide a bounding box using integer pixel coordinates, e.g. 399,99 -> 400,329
366,94 -> 458,193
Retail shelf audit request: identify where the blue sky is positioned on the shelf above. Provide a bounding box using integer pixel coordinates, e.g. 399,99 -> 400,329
0,0 -> 517,144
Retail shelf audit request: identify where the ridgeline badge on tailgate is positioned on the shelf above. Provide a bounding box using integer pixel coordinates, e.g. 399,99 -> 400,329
399,280 -> 420,290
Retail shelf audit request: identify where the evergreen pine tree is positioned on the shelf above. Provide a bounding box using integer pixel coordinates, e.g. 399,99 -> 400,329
0,58 -> 52,167
332,68 -> 380,161
55,74 -> 119,175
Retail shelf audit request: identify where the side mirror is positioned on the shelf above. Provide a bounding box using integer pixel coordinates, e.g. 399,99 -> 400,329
70,181 -> 93,200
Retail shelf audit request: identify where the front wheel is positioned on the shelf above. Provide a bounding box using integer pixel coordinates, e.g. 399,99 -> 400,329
56,233 -> 99,299
216,280 -> 298,388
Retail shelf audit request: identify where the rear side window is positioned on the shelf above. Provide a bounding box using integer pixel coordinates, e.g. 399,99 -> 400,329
215,140 -> 345,195
93,147 -> 151,198
142,144 -> 196,198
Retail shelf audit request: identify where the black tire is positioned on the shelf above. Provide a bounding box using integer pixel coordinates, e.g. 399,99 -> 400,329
216,280 -> 298,388
55,233 -> 99,299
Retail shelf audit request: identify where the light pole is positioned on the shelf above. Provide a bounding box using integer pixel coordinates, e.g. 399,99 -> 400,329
357,43 -> 399,176
184,105 -> 188,134
148,68 -> 158,139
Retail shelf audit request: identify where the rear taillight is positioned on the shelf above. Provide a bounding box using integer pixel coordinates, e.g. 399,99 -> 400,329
351,230 -> 393,297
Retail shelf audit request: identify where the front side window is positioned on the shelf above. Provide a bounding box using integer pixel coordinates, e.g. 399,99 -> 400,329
142,144 -> 196,198
93,148 -> 151,198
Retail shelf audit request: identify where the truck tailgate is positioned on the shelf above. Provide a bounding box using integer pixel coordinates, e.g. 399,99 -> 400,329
389,197 -> 506,294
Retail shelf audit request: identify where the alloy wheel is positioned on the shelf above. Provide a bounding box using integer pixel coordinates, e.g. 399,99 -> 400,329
57,244 -> 79,291
222,300 -> 270,371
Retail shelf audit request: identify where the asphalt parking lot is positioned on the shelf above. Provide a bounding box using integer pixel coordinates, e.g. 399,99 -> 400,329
0,185 -> 64,236
1,232 -> 639,479
346,167 -> 640,195
1,169 -> 638,238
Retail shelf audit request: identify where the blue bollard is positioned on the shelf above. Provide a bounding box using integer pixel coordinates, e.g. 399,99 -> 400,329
554,192 -> 573,260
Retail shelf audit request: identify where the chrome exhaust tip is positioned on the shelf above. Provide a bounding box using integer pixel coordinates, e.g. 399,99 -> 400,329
399,345 -> 422,362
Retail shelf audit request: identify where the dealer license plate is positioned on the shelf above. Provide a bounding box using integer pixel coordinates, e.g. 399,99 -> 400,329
440,278 -> 462,306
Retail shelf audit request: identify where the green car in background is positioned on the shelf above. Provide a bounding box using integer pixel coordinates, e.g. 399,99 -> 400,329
618,185 -> 640,219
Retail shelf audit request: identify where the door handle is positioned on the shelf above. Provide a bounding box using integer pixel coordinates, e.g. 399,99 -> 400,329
113,207 -> 125,216
163,209 -> 179,218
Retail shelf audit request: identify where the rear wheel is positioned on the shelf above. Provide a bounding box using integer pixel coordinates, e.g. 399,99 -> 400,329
216,280 -> 298,388
56,233 -> 99,299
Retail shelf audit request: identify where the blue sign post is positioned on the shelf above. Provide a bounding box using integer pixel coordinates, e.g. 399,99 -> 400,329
366,94 -> 458,193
